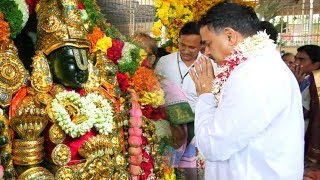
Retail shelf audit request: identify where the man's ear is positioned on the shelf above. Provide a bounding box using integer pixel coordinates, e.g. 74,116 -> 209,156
223,27 -> 239,46
313,61 -> 320,70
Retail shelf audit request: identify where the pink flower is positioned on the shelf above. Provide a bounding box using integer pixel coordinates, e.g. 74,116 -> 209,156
129,127 -> 143,136
0,165 -> 3,179
128,136 -> 142,147
129,116 -> 142,128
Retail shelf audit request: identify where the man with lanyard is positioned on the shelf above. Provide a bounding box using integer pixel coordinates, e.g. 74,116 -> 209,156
156,21 -> 215,179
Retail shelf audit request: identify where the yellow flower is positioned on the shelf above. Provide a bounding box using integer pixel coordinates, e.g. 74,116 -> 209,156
139,49 -> 147,64
154,0 -> 163,8
153,0 -> 255,53
152,20 -> 163,37
140,90 -> 165,108
95,35 -> 112,52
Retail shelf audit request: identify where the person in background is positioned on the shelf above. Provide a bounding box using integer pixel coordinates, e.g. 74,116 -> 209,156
155,21 -> 203,179
190,2 -> 304,179
291,45 -> 320,167
258,20 -> 278,43
132,32 -> 158,67
282,52 -> 295,66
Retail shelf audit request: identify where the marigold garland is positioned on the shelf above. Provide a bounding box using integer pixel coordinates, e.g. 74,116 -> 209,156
130,66 -> 161,93
140,90 -> 165,108
0,13 -> 10,46
88,27 -> 105,53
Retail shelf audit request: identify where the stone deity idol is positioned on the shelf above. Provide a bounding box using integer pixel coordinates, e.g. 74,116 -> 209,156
9,0 -> 128,179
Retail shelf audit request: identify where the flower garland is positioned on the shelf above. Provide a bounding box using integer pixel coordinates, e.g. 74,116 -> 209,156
79,0 -> 123,39
51,91 -> 114,138
107,38 -> 125,64
118,42 -> 143,76
0,0 -> 24,38
212,31 -> 274,104
0,12 -> 10,46
153,0 -> 256,53
130,66 -> 165,108
14,0 -> 29,29
85,93 -> 114,135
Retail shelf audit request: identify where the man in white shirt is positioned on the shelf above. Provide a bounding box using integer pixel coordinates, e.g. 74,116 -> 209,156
155,22 -> 202,179
189,2 -> 304,180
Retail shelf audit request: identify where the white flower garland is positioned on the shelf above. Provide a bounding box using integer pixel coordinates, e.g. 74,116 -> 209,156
14,0 -> 29,29
212,31 -> 274,104
51,91 -> 114,138
119,42 -> 138,63
85,93 -> 114,135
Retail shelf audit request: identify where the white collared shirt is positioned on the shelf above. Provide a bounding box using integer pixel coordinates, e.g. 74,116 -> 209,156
195,44 -> 304,180
155,52 -> 217,112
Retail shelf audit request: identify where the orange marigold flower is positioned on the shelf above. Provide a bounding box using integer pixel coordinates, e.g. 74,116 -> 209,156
87,27 -> 105,53
130,66 -> 161,93
0,12 -> 10,46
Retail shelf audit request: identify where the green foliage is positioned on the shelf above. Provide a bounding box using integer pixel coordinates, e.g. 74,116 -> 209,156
80,0 -> 124,39
0,0 -> 23,38
118,47 -> 141,76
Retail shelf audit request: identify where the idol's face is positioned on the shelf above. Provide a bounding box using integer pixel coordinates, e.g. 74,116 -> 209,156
47,46 -> 89,89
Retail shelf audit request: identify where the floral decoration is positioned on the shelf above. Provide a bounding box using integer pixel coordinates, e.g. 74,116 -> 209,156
0,0 -> 24,38
25,0 -> 39,15
51,91 -> 114,138
153,0 -> 256,52
79,0 -> 123,39
107,38 -> 125,64
116,72 -> 130,92
0,12 -> 10,46
212,31 -> 273,104
15,0 -> 29,29
130,66 -> 165,108
141,105 -> 166,121
118,42 -> 142,76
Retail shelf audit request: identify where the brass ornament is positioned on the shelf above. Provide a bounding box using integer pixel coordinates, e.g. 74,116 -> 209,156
51,84 -> 66,96
35,92 -> 53,106
78,157 -> 114,179
51,144 -> 71,166
10,104 -> 48,139
12,137 -> 44,148
49,124 -> 66,144
55,166 -> 76,180
95,51 -> 118,85
78,135 -> 112,159
12,137 -> 45,165
12,153 -> 45,165
36,0 -> 90,55
17,167 -> 54,180
0,41 -> 26,107
30,51 -> 53,93
84,61 -> 101,93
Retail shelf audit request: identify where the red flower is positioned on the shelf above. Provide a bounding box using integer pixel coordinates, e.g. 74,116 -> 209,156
142,105 -> 166,121
107,39 -> 124,64
140,150 -> 154,179
141,58 -> 151,68
78,0 -> 85,10
25,0 -> 39,15
116,72 -> 129,92
141,136 -> 147,145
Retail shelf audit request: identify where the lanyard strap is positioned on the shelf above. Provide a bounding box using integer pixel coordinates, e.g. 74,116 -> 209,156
177,52 -> 190,84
